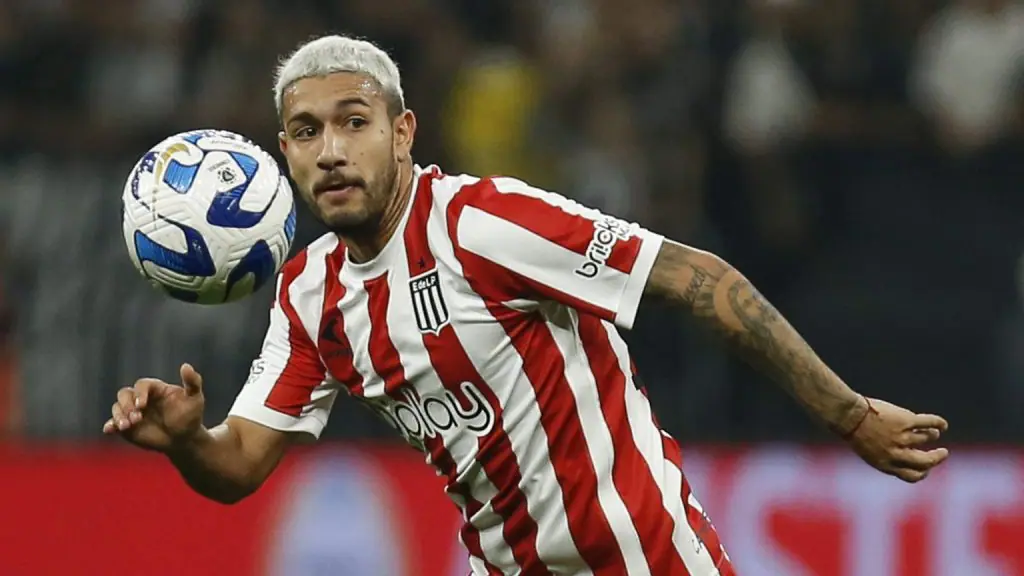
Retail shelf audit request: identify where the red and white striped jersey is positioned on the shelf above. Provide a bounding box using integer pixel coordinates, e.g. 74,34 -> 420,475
230,165 -> 734,576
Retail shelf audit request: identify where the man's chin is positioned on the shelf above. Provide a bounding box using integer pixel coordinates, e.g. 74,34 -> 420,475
319,208 -> 373,234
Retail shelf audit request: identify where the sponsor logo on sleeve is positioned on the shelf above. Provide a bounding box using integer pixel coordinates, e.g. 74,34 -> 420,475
574,215 -> 634,279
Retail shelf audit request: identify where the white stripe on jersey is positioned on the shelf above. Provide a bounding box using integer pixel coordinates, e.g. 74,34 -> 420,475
457,206 -> 631,315
335,276 -> 383,398
546,307 -> 651,576
383,239 -> 489,477
228,236 -> 339,437
292,236 -> 334,343
603,322 -> 723,574
463,474 -> 518,570
432,179 -> 590,573
484,176 -> 664,330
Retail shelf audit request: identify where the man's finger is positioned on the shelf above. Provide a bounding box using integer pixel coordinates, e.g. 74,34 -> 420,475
903,427 -> 941,446
119,386 -> 142,417
117,387 -> 144,424
910,413 -> 948,432
895,468 -> 928,483
180,363 -> 203,397
132,379 -> 165,410
894,447 -> 949,471
102,419 -> 116,435
111,402 -> 129,431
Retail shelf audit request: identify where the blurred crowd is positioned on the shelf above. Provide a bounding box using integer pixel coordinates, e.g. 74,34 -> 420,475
0,0 -> 1023,443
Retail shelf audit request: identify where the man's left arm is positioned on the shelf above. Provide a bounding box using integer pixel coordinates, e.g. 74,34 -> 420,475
645,241 -> 865,433
645,240 -> 950,482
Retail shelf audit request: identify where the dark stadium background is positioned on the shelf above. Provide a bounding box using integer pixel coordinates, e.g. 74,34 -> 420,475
1,0 -> 1023,574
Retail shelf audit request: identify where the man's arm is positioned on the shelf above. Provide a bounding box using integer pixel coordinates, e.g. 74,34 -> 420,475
644,240 -> 869,435
167,262 -> 337,504
167,416 -> 293,505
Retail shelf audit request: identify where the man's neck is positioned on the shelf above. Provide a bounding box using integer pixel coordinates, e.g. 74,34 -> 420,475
341,163 -> 414,264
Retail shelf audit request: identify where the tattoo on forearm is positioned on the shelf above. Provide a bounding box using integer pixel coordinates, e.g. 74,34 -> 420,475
681,265 -> 709,304
648,241 -> 722,313
647,242 -> 865,433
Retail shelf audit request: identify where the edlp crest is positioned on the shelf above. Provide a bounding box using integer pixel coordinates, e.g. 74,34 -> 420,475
409,268 -> 450,335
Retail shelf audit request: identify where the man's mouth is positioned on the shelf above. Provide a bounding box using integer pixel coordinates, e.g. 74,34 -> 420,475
315,181 -> 362,197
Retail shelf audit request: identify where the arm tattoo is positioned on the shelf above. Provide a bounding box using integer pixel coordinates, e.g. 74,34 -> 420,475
646,241 -> 866,435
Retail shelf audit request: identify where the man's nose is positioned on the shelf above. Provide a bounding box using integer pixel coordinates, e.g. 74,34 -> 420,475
316,127 -> 348,170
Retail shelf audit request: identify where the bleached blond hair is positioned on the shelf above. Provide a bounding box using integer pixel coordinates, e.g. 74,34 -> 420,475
273,35 -> 405,120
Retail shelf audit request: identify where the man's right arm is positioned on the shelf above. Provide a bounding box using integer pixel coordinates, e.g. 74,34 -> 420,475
167,416 -> 293,505
169,262 -> 339,504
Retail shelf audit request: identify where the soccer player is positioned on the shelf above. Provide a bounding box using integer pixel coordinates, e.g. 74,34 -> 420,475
103,35 -> 949,575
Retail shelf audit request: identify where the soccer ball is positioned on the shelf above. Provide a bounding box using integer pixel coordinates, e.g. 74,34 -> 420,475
122,129 -> 296,304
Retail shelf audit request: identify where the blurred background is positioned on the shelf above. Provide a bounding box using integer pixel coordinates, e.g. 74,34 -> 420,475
1,0 -> 1024,574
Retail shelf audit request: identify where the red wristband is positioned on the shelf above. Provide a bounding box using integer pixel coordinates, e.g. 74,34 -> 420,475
841,396 -> 878,440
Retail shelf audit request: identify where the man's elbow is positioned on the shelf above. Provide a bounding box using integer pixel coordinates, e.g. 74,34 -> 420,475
199,475 -> 265,506
646,240 -> 733,307
211,487 -> 256,506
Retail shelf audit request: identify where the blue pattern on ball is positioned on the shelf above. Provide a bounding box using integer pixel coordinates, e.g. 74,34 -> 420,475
130,151 -> 159,207
180,129 -> 254,145
224,240 -> 277,301
162,158 -> 201,194
284,203 -> 297,243
180,130 -> 214,144
133,218 -> 216,277
205,151 -> 275,229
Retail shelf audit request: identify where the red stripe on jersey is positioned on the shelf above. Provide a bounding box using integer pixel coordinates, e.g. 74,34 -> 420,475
362,265 -> 493,570
681,475 -> 733,575
447,196 -> 630,574
404,173 -> 545,574
265,250 -> 328,417
406,168 -> 441,272
577,314 -> 691,576
457,246 -> 621,324
661,433 -> 683,470
446,180 -> 621,323
662,433 -> 734,575
406,168 -> 502,574
460,489 -> 506,576
362,266 -> 486,565
460,177 -> 643,275
436,446 -> 500,574
317,243 -> 365,396
364,275 -> 407,396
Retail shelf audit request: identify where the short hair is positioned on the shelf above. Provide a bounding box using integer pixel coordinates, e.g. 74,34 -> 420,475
273,35 -> 406,120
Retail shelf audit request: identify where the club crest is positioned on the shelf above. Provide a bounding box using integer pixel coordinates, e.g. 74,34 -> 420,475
409,269 -> 450,335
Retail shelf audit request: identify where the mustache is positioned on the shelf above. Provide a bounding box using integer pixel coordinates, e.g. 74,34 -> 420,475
313,174 -> 367,194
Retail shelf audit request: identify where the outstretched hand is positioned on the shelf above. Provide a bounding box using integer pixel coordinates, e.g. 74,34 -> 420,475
845,397 -> 949,483
102,363 -> 206,452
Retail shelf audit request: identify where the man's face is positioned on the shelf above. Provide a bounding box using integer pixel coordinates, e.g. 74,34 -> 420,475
278,72 -> 414,234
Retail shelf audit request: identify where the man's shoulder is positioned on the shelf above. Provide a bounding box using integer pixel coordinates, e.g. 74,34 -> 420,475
278,233 -> 339,287
420,164 -> 549,202
420,164 -> 482,198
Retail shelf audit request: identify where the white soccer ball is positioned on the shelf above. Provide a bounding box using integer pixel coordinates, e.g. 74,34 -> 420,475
122,129 -> 296,304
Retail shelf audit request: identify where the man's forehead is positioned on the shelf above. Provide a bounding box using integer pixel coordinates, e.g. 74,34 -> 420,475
282,72 -> 384,115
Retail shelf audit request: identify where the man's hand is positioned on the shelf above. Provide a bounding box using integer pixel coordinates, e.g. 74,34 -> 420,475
845,397 -> 949,483
102,363 -> 205,452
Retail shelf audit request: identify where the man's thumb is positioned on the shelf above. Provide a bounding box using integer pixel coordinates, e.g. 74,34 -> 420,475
180,363 -> 204,396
